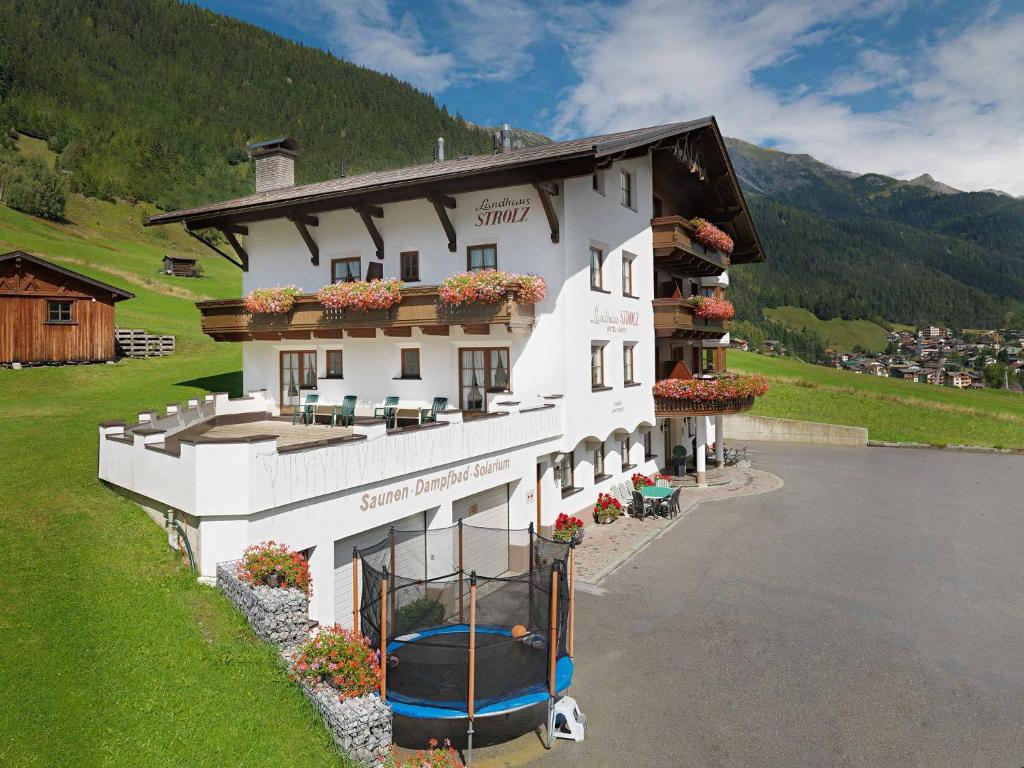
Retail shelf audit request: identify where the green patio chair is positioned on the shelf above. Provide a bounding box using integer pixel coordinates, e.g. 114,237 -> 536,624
291,393 -> 319,425
373,396 -> 400,428
419,396 -> 448,424
330,395 -> 357,427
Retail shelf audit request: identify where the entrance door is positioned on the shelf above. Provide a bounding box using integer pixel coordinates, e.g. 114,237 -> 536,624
280,350 -> 316,411
453,484 -> 510,578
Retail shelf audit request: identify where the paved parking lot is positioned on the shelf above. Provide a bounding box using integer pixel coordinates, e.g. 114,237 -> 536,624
468,442 -> 1024,767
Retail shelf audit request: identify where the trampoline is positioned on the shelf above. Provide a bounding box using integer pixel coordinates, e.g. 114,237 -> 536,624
353,521 -> 576,762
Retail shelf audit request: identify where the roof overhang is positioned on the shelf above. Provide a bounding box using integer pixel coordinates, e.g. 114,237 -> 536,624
0,251 -> 135,301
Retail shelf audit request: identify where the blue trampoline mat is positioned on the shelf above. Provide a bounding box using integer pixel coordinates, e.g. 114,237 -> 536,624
381,624 -> 574,719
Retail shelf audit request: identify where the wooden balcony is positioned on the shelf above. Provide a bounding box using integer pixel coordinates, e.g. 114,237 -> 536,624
651,216 -> 730,277
652,298 -> 731,339
654,394 -> 755,418
196,285 -> 536,341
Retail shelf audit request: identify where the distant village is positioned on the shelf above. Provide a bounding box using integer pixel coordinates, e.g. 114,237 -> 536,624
732,326 -> 1024,392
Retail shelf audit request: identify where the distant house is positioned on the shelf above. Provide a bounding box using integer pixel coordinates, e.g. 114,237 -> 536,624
918,367 -> 944,385
861,361 -> 888,376
763,339 -> 783,355
945,371 -> 971,389
730,338 -> 749,351
162,255 -> 200,277
0,251 -> 134,365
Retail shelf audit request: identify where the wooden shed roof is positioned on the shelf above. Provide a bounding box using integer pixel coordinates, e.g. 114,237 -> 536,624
0,251 -> 135,301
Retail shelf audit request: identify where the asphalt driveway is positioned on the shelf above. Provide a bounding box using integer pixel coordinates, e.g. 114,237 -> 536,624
508,442 -> 1024,767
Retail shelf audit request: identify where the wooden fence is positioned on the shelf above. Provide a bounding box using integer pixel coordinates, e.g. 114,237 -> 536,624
115,328 -> 176,358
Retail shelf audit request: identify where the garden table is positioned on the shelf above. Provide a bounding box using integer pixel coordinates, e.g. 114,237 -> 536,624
639,486 -> 673,500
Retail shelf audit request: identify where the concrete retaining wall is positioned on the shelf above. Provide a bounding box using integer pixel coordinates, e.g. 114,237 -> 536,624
723,415 -> 868,447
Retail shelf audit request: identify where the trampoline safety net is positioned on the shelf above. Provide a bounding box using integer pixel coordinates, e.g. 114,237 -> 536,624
358,522 -> 572,717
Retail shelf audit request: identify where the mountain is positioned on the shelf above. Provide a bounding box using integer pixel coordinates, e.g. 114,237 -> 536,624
725,139 -> 1024,333
0,0 -> 496,211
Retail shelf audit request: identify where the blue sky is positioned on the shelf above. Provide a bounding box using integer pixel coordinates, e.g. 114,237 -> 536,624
196,1 -> 1024,194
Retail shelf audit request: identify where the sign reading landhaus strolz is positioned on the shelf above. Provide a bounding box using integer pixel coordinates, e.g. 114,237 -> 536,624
475,196 -> 531,227
591,307 -> 640,334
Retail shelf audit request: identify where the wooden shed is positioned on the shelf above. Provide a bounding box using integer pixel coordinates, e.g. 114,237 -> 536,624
0,251 -> 134,364
162,255 -> 199,277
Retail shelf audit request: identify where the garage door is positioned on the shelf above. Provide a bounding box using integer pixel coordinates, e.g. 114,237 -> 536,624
333,511 -> 426,629
453,484 -> 509,578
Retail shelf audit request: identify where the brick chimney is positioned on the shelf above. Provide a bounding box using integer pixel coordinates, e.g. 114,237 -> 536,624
249,137 -> 298,193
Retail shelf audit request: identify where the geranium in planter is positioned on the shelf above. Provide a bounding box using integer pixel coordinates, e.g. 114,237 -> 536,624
238,540 -> 312,595
653,373 -> 769,403
438,270 -> 547,306
688,295 -> 735,321
593,493 -> 622,524
631,472 -> 654,490
553,512 -> 585,544
243,285 -> 302,314
380,740 -> 464,768
292,625 -> 381,700
689,218 -> 734,255
316,278 -> 404,311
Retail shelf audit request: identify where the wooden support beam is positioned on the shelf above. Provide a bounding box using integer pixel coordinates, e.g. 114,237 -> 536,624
461,324 -> 490,335
289,213 -> 319,227
381,327 -> 412,337
183,224 -> 247,271
219,223 -> 249,236
355,206 -> 384,260
219,228 -> 250,272
428,192 -> 457,253
346,328 -> 376,338
420,325 -> 450,336
532,181 -> 559,244
289,217 -> 320,266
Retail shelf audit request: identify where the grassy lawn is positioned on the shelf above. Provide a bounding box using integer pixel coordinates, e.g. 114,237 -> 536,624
732,350 -> 1024,449
0,203 -> 353,766
763,305 -> 890,352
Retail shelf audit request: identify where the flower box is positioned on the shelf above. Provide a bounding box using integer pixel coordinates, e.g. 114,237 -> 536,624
438,270 -> 546,306
243,285 -> 302,314
553,512 -> 585,544
688,295 -> 735,321
689,218 -> 734,255
317,279 -> 403,312
238,540 -> 312,595
593,493 -> 622,524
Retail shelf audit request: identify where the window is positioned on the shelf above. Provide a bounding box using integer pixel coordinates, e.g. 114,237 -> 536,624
331,257 -> 361,283
619,169 -> 633,208
47,300 -> 73,323
280,351 -> 316,406
400,251 -> 420,282
467,244 -> 497,271
458,348 -> 511,410
591,344 -> 605,389
593,443 -> 606,479
644,431 -> 654,459
622,253 -> 635,296
592,170 -> 604,194
623,344 -> 635,385
589,246 -> 604,290
559,451 -> 576,494
702,347 -> 717,373
326,350 -> 344,379
400,348 -> 421,379
620,436 -> 634,469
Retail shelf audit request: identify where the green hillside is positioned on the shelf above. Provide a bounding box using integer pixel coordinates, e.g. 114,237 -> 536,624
763,306 -> 890,353
726,139 -> 1024,331
731,351 -> 1024,449
0,0 -> 495,210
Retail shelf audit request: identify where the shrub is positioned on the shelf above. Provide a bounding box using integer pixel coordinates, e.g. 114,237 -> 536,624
688,295 -> 735,320
0,156 -> 68,221
238,541 -> 312,595
593,493 -> 622,523
689,217 -> 734,254
317,278 -> 403,311
653,373 -> 769,403
292,626 -> 381,700
438,270 -> 546,306
393,596 -> 445,636
243,285 -> 302,314
553,512 -> 584,543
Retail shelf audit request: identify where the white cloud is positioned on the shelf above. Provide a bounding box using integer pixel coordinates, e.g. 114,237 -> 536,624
551,1 -> 1024,195
442,0 -> 540,81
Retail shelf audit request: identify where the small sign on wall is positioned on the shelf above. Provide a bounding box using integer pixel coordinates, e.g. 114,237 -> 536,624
474,196 -> 532,227
525,488 -> 535,505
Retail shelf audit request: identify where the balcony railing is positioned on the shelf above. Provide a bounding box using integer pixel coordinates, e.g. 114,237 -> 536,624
653,394 -> 755,417
652,298 -> 731,339
196,285 -> 536,341
651,216 -> 730,277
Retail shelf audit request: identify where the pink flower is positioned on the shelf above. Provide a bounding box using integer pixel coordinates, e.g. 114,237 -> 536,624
689,218 -> 734,254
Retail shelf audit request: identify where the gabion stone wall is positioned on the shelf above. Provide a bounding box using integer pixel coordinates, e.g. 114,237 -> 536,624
299,682 -> 392,766
216,560 -> 308,646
